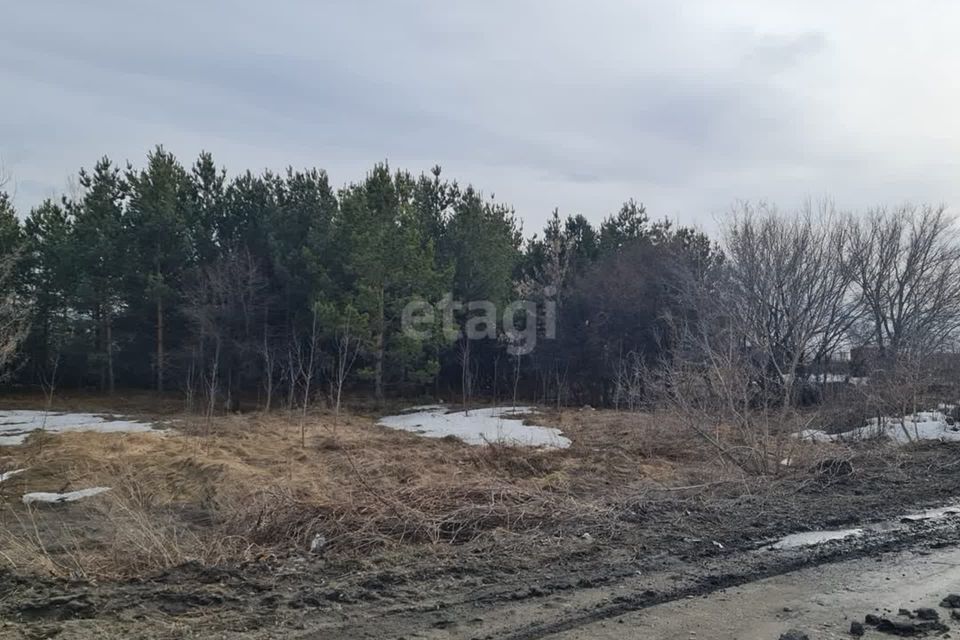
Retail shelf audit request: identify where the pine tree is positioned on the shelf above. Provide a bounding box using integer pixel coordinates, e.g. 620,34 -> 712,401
21,200 -> 73,379
272,167 -> 338,331
188,152 -> 227,266
72,157 -> 127,392
599,199 -> 648,254
125,146 -> 192,392
439,187 -> 522,400
337,164 -> 448,400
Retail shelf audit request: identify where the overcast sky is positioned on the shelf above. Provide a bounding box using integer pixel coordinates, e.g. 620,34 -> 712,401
3,1 -> 959,233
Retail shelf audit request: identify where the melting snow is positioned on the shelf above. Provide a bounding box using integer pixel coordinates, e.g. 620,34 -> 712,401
22,487 -> 111,505
0,410 -> 160,446
378,406 -> 571,448
0,468 -> 26,482
798,409 -> 960,444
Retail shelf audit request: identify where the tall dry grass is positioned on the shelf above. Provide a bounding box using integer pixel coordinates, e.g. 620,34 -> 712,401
0,404 -> 844,579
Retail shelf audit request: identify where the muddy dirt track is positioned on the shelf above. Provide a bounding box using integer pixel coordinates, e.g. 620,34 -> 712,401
4,442 -> 960,639
556,544 -> 960,639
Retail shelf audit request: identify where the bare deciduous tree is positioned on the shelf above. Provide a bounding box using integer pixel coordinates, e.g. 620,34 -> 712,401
0,165 -> 28,376
288,305 -> 322,446
651,283 -> 816,474
654,201 -> 960,466
849,204 -> 960,362
183,249 -> 268,420
613,351 -> 645,411
515,223 -> 574,407
723,201 -> 860,405
260,324 -> 280,412
0,254 -> 30,380
649,202 -> 862,473
458,334 -> 473,409
329,308 -> 362,426
843,205 -> 960,431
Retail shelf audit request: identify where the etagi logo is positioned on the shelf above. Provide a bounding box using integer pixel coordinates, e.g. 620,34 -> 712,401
401,288 -> 557,356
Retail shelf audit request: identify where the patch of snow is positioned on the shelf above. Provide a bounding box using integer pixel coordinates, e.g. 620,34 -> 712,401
378,406 -> 570,448
797,408 -> 960,444
0,468 -> 26,482
309,533 -> 327,554
770,528 -> 864,550
22,487 -> 111,505
785,374 -> 870,386
0,410 -> 160,446
807,373 -> 851,384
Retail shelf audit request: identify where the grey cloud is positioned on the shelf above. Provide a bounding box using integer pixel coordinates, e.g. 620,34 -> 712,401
742,31 -> 828,72
2,1 -> 958,233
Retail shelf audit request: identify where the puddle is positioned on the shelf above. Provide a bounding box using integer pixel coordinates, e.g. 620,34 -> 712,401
768,502 -> 960,550
770,528 -> 864,550
901,505 -> 960,522
0,410 -> 161,446
378,406 -> 571,448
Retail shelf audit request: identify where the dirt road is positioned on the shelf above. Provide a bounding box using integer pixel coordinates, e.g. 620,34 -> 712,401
555,546 -> 960,639
282,508 -> 960,640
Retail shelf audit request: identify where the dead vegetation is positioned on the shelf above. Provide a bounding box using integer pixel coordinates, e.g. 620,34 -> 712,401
0,392 -> 953,587
0,405 -> 603,577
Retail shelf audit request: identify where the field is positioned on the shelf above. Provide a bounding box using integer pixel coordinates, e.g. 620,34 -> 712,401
2,393 -> 960,639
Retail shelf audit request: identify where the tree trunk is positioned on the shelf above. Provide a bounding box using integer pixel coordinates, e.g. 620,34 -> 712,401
94,304 -> 103,391
157,294 -> 164,393
205,337 -> 221,437
374,330 -> 384,401
374,286 -> 385,402
460,336 -> 471,408
262,305 -> 272,412
106,314 -> 115,395
512,353 -> 521,408
335,379 -> 344,420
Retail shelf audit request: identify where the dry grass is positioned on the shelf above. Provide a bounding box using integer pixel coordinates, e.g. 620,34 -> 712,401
0,398 -> 844,580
